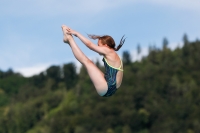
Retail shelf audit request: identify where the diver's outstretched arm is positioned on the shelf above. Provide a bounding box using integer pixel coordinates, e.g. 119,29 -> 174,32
65,26 -> 93,48
61,25 -> 108,96
64,25 -> 107,55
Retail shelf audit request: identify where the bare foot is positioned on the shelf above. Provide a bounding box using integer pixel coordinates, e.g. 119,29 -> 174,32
61,25 -> 71,44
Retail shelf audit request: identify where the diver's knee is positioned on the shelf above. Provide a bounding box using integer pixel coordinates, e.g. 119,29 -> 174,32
97,88 -> 108,97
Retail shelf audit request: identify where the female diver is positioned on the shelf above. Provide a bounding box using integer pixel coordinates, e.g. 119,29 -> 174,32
61,25 -> 126,97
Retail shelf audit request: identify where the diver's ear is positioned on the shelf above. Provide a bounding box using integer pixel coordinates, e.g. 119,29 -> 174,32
104,44 -> 108,47
105,44 -> 111,49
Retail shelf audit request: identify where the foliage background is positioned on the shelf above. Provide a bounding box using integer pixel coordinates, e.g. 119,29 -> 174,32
0,35 -> 200,133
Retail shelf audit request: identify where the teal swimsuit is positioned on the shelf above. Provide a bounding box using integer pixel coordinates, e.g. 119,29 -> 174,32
102,58 -> 123,97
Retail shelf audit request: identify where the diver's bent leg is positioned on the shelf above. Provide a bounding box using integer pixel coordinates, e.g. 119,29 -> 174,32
69,39 -> 108,96
82,59 -> 108,96
62,29 -> 107,96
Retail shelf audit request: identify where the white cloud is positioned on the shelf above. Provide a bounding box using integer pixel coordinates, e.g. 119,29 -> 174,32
14,64 -> 50,77
15,60 -> 82,77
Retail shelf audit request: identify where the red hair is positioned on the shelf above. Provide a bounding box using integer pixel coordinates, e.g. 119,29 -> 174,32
88,34 -> 126,51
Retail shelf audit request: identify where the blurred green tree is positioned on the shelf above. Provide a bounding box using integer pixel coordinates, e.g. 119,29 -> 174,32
122,50 -> 132,65
63,63 -> 78,89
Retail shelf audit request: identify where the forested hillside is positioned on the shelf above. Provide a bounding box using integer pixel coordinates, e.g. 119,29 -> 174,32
0,36 -> 200,133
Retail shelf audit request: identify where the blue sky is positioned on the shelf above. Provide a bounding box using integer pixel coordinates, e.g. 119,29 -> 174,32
1,0 -> 200,77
